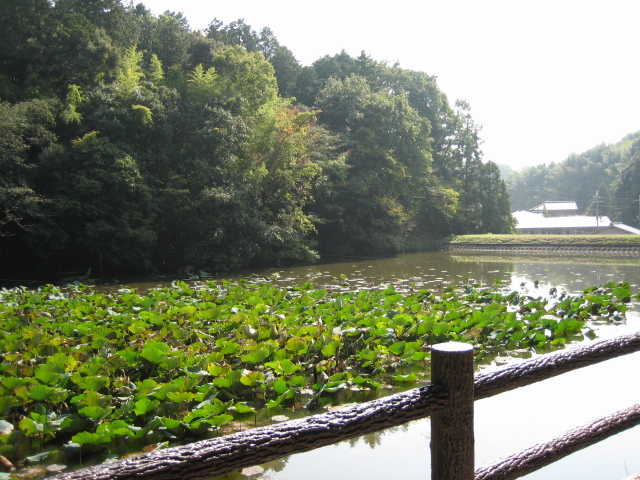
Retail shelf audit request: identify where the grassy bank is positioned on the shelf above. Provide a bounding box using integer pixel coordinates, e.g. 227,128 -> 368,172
446,234 -> 640,245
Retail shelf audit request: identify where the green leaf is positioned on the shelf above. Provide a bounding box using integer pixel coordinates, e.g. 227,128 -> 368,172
213,375 -> 234,388
0,395 -> 19,416
79,406 -> 109,421
117,349 -> 138,364
161,417 -> 183,430
35,370 -> 61,385
272,379 -> 289,395
206,414 -> 234,428
140,347 -> 168,364
433,323 -> 451,335
241,348 -> 269,364
267,395 -> 285,409
353,376 -> 381,389
321,340 -> 340,357
71,431 -> 105,446
166,392 -> 195,403
285,336 -> 308,354
265,359 -> 301,375
2,377 -> 30,390
323,381 -> 347,393
74,375 -> 110,391
389,341 -> 406,355
232,402 -> 255,414
134,397 -> 160,416
393,372 -> 418,382
29,384 -> 55,401
19,417 -> 41,436
240,371 -> 265,387
97,420 -> 134,437
217,339 -> 242,356
151,383 -> 180,401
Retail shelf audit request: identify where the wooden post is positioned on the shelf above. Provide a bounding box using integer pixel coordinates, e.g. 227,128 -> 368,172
431,342 -> 475,480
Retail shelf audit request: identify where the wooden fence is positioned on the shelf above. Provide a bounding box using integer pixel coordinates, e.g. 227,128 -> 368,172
53,331 -> 640,480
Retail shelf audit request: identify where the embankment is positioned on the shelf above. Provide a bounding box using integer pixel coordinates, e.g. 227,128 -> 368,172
442,243 -> 640,256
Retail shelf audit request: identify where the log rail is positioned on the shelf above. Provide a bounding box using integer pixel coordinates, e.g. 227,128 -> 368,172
52,331 -> 640,480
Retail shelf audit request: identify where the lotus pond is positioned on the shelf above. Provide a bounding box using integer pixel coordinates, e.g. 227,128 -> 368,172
1,252 -> 640,479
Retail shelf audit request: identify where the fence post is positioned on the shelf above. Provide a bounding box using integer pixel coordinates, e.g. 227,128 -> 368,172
431,342 -> 475,480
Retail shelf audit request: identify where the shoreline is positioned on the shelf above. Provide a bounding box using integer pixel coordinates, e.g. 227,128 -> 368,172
442,243 -> 640,256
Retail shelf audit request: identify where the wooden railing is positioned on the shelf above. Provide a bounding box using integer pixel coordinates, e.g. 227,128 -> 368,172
53,331 -> 640,480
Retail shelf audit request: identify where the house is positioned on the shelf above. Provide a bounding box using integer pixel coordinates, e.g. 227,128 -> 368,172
594,223 -> 640,235
513,199 -> 640,235
513,210 -> 612,234
530,201 -> 578,217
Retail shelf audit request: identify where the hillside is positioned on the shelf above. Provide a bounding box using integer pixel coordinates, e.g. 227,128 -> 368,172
0,1 -> 514,279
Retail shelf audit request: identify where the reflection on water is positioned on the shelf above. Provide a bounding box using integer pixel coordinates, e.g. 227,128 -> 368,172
202,251 -> 640,296
194,252 -> 640,480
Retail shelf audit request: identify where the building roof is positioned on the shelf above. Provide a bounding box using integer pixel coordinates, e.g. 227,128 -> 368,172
530,201 -> 578,212
597,223 -> 640,235
513,210 -> 611,230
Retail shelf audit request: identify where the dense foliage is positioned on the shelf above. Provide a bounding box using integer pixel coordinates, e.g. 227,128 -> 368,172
506,131 -> 640,219
613,139 -> 640,227
0,1 -> 514,279
0,278 -> 632,469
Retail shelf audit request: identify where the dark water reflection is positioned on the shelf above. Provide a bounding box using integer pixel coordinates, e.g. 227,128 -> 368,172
198,252 -> 640,480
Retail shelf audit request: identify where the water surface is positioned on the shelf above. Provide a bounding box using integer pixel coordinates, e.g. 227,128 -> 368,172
203,252 -> 640,480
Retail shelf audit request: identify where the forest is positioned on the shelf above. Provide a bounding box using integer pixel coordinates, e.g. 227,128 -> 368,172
506,131 -> 640,225
0,0 -> 514,280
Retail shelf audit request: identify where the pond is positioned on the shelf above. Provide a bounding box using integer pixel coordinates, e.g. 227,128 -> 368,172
201,252 -> 640,480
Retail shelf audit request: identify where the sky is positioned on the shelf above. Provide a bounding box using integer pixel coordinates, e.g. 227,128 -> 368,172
141,0 -> 640,171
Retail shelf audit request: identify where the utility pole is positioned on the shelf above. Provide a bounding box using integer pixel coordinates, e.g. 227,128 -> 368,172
594,190 -> 601,229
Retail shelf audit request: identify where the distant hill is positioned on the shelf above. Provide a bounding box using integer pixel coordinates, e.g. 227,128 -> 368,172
505,132 -> 640,221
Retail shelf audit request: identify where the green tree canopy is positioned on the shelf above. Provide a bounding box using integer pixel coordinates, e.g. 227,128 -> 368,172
0,10 -> 517,279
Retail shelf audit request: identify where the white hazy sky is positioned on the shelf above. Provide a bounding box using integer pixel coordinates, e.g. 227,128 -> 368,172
141,0 -> 640,171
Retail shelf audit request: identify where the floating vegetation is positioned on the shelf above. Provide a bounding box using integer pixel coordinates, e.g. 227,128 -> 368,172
0,279 -> 634,471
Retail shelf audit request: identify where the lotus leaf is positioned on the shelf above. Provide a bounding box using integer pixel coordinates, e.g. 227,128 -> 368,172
0,278 -> 635,469
29,385 -> 55,401
134,398 -> 160,416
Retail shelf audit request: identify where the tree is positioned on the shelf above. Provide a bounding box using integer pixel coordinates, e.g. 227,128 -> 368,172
147,54 -> 165,86
186,64 -> 218,105
505,164 -> 552,211
116,45 -> 145,97
269,46 -> 301,99
614,138 -> 640,227
211,46 -> 278,117
205,18 -> 279,58
51,0 -> 138,49
60,84 -> 83,125
249,104 -> 325,263
32,131 -> 156,272
0,99 -> 57,238
314,74 -> 432,253
476,161 -> 514,233
150,12 -> 191,70
151,101 -> 255,270
0,0 -> 51,100
0,12 -> 519,277
183,31 -> 224,72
